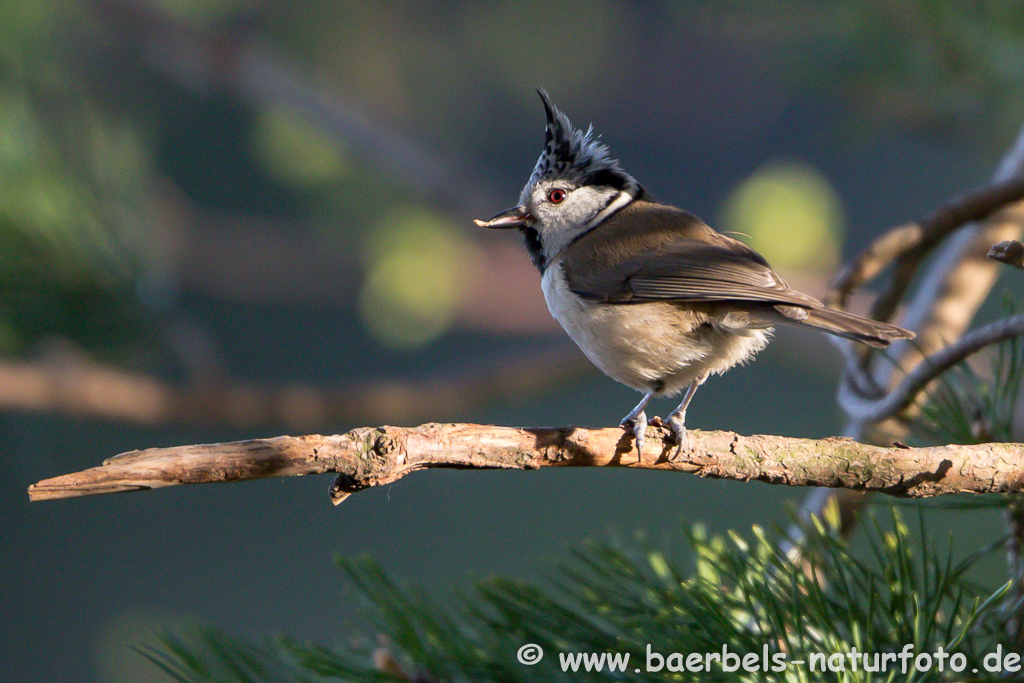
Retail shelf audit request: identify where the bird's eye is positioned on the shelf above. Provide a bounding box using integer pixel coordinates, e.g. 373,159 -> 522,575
547,188 -> 567,204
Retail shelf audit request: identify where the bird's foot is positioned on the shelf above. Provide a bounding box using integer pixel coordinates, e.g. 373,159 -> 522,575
620,410 -> 648,459
666,412 -> 690,461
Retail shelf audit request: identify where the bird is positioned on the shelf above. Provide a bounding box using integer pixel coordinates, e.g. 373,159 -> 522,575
475,90 -> 914,458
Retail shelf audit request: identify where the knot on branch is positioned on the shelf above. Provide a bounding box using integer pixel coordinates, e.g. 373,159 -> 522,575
989,239 -> 1024,270
329,472 -> 364,505
374,432 -> 399,456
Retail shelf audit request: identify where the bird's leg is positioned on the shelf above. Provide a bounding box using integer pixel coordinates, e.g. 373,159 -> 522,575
620,391 -> 654,458
666,374 -> 708,459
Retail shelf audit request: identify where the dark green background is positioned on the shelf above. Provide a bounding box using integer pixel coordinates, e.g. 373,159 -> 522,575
3,3 -> 1020,681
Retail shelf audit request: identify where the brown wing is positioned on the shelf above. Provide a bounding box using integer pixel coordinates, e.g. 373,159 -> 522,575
562,200 -> 821,308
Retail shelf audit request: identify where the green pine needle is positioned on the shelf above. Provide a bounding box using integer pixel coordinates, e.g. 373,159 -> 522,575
148,507 -> 1014,682
919,302 -> 1024,447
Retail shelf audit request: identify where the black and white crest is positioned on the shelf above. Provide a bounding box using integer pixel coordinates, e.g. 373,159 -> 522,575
528,89 -> 641,195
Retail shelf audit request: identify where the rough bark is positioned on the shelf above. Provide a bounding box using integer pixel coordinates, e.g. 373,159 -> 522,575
27,423 -> 1024,505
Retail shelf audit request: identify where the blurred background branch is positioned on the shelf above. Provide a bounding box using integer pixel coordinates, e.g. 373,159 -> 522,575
0,344 -> 586,428
7,1 -> 1024,681
88,0 -> 505,218
792,120 -> 1024,546
8,0 -> 1024,430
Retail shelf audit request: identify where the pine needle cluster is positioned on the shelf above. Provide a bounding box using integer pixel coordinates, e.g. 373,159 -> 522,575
146,508 -> 1012,682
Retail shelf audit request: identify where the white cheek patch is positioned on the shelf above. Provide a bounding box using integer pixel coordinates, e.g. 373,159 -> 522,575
586,191 -> 634,229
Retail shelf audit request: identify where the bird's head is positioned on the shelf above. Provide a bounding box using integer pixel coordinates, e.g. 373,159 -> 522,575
475,90 -> 642,271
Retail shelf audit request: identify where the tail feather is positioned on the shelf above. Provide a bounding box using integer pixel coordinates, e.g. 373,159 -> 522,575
772,304 -> 914,348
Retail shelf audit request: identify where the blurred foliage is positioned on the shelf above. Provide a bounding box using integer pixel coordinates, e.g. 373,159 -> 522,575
147,507 -> 1013,681
3,0 -> 1024,359
4,6 -> 1024,681
720,160 -> 844,273
685,1 -> 1024,142
0,0 -> 158,361
252,104 -> 351,189
96,607 -> 187,683
458,0 -> 635,106
144,0 -> 258,27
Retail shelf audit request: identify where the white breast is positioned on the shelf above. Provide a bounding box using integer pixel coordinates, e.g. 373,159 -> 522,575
541,260 -> 772,396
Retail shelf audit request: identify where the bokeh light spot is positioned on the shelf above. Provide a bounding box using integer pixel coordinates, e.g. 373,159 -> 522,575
252,104 -> 350,188
359,207 -> 480,349
720,160 -> 845,272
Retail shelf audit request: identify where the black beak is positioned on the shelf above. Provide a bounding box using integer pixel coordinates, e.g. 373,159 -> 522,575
473,205 -> 531,229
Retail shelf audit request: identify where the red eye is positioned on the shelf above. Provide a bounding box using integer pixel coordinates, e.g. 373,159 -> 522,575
547,188 -> 567,204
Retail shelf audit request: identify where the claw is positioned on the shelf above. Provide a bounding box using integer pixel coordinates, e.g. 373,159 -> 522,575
621,410 -> 648,459
620,391 -> 655,461
666,412 -> 689,461
664,375 -> 706,462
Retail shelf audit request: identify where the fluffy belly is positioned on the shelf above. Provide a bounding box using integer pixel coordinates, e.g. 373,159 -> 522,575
541,265 -> 771,396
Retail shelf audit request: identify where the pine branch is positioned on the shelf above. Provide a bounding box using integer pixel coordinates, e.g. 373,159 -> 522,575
794,120 -> 1024,549
27,423 -> 1024,504
148,507 -> 1013,683
828,122 -> 1024,437
825,174 -> 1024,317
839,312 -> 1024,423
